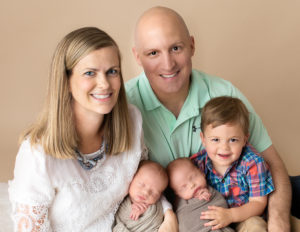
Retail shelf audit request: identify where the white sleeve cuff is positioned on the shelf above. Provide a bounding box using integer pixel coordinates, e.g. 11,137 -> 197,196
160,195 -> 173,214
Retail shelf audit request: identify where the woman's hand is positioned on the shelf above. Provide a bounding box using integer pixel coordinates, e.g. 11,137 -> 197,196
158,209 -> 178,232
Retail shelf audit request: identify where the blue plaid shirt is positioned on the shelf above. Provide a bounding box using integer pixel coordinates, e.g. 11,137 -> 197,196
191,144 -> 274,207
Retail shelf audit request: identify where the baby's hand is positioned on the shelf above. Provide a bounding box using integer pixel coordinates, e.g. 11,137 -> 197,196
196,188 -> 211,201
130,202 -> 148,220
200,206 -> 233,230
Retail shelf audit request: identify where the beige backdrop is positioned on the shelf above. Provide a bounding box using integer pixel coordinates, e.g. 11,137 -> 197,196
1,1 -> 299,181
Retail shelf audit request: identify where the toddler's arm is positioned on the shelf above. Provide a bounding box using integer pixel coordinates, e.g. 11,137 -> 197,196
200,195 -> 267,230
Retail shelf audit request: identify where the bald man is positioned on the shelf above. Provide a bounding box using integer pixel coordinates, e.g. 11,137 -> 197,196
126,6 -> 291,231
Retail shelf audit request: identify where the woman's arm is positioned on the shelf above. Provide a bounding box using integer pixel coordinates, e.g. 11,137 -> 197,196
158,209 -> 178,232
9,140 -> 54,232
12,203 -> 51,232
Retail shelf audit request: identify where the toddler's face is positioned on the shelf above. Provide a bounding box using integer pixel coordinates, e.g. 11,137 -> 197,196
170,162 -> 207,200
200,123 -> 248,175
129,166 -> 167,205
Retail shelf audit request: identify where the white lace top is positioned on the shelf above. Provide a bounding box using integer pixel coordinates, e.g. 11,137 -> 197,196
8,105 -> 147,232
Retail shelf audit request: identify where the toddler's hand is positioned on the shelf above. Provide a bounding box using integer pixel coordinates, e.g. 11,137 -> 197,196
200,206 -> 233,230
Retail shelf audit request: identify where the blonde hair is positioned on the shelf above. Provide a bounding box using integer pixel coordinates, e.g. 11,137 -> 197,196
201,96 -> 249,135
21,27 -> 131,159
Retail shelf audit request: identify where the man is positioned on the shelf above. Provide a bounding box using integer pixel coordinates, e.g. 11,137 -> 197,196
126,6 -> 291,231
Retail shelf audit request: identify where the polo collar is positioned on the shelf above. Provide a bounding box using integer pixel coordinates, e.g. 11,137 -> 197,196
139,69 -> 212,113
140,73 -> 161,111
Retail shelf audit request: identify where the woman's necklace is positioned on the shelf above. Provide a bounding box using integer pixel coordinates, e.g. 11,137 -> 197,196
75,141 -> 106,170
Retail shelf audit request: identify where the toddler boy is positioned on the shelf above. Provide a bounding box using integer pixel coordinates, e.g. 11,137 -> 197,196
192,96 -> 274,231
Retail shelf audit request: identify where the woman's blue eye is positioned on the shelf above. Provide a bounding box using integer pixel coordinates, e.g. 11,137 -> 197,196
84,71 -> 95,76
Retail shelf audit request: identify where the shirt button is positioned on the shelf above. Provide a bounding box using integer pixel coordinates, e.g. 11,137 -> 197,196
222,179 -> 225,183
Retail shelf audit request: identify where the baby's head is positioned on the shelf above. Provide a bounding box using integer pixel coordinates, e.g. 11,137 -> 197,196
129,160 -> 168,205
167,158 -> 207,200
200,96 -> 249,172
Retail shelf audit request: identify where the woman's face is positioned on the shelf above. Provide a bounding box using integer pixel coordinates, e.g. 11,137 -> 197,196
69,46 -> 121,118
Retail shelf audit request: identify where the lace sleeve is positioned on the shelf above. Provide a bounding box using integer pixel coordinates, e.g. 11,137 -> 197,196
9,140 -> 54,232
141,145 -> 148,161
12,203 -> 51,232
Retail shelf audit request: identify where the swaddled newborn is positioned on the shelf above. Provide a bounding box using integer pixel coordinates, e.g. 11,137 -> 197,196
113,160 -> 168,232
167,158 -> 234,232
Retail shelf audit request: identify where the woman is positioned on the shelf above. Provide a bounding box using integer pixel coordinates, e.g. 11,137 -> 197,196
8,27 -> 148,231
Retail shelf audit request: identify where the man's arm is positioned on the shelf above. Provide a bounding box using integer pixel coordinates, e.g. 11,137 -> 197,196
261,145 -> 291,232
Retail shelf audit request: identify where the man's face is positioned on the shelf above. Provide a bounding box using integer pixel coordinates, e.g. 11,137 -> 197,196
133,17 -> 195,99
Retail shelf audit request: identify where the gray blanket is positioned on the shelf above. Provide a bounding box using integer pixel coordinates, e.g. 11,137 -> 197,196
176,187 -> 235,232
113,196 -> 164,232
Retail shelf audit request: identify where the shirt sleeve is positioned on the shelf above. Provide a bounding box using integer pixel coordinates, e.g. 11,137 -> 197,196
8,140 -> 54,232
207,75 -> 272,153
229,84 -> 273,152
244,150 -> 275,197
160,195 -> 173,213
190,150 -> 206,173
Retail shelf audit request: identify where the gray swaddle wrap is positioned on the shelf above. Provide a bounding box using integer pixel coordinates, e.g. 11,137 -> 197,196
176,187 -> 235,232
113,196 -> 164,232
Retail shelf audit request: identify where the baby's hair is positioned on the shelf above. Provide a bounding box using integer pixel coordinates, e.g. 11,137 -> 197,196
167,157 -> 197,176
138,160 -> 168,183
201,96 -> 249,135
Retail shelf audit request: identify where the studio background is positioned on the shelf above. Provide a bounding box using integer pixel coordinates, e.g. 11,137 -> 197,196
1,0 -> 299,226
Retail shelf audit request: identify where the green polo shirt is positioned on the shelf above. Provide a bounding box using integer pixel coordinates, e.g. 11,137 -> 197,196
126,69 -> 272,167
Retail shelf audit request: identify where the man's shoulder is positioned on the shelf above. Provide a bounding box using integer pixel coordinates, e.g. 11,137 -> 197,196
192,69 -> 234,91
236,144 -> 268,173
125,75 -> 140,91
241,145 -> 264,162
125,73 -> 144,105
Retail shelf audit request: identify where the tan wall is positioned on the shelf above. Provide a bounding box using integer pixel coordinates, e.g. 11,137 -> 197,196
1,0 -> 299,182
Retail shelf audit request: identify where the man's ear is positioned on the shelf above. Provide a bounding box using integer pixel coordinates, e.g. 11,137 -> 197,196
190,35 -> 195,56
132,47 -> 142,66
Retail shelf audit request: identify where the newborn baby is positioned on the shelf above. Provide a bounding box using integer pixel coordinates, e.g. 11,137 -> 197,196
113,160 -> 168,232
167,158 -> 234,232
